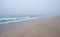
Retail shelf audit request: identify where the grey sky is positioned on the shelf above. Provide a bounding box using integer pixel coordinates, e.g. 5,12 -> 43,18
0,0 -> 60,15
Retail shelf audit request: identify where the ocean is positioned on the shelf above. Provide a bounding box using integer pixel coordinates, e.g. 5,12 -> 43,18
0,16 -> 40,24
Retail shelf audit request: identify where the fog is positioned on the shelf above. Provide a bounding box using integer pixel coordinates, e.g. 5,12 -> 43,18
0,0 -> 60,16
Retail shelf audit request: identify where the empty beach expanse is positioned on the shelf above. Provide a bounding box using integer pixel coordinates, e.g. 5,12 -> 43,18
0,16 -> 60,37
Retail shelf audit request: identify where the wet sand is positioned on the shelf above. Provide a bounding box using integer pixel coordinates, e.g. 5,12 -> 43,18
0,16 -> 60,37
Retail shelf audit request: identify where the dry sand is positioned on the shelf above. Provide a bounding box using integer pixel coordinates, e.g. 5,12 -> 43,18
0,16 -> 60,37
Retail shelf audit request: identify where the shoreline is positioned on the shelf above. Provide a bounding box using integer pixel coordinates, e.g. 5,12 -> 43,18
0,16 -> 60,37
0,18 -> 38,32
0,16 -> 59,32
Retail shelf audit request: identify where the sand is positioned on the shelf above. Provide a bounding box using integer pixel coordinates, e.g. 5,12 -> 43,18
0,16 -> 60,37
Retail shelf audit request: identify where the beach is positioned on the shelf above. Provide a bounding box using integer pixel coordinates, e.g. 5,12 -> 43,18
0,16 -> 60,37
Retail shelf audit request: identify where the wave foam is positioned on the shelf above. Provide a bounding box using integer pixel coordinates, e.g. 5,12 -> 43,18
0,16 -> 39,24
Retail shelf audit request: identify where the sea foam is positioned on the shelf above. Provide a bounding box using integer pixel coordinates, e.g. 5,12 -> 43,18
0,16 -> 39,24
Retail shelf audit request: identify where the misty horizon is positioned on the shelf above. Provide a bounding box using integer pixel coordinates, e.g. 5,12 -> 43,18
0,0 -> 60,16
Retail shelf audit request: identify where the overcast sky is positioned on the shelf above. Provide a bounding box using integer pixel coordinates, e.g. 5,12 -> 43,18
0,0 -> 60,16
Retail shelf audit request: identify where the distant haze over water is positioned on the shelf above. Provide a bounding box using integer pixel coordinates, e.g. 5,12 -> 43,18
0,0 -> 60,16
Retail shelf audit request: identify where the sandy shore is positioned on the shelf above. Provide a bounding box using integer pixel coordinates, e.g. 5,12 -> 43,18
0,16 -> 60,37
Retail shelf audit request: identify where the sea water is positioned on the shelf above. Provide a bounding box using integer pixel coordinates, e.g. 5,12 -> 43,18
0,16 -> 39,24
